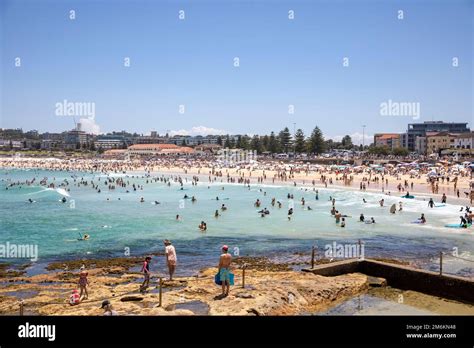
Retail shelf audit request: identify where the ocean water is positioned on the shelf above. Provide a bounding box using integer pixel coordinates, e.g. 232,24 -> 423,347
1,168 -> 473,277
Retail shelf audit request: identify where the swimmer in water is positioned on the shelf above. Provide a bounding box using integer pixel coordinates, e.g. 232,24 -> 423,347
140,197 -> 144,203
399,202 -> 403,211
359,214 -> 365,222
61,197 -> 67,203
176,214 -> 181,221
215,210 -> 220,218
287,208 -> 293,220
221,204 -> 227,211
363,198 -> 367,203
418,214 -> 426,224
341,218 -> 346,228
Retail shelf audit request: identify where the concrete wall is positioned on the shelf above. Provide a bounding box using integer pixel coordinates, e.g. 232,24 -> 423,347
303,259 -> 474,304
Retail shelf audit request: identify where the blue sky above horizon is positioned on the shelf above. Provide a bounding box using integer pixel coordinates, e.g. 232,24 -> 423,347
0,0 -> 473,144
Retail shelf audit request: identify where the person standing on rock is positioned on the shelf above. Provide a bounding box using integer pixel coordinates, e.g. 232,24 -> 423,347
164,240 -> 177,281
78,265 -> 89,301
218,245 -> 232,297
140,256 -> 152,293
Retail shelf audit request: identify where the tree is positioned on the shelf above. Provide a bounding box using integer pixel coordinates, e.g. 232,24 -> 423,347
251,135 -> 263,153
307,127 -> 325,154
217,136 -> 223,146
229,137 -> 236,149
240,135 -> 250,150
224,135 -> 231,148
294,129 -> 306,153
261,135 -> 269,152
392,147 -> 409,156
341,135 -> 353,149
278,127 -> 292,153
181,139 -> 187,146
268,132 -> 280,153
368,145 -> 390,155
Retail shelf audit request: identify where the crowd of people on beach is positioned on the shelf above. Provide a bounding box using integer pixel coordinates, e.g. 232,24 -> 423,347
1,155 -> 473,313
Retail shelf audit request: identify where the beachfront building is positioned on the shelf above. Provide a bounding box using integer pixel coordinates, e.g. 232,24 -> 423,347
194,144 -> 223,154
453,132 -> 474,150
425,132 -> 459,155
64,129 -> 89,150
94,135 -> 129,150
402,121 -> 470,151
127,143 -> 195,156
0,139 -> 23,149
168,135 -> 221,146
135,135 -> 168,144
414,136 -> 427,155
103,149 -> 128,159
373,133 -> 402,149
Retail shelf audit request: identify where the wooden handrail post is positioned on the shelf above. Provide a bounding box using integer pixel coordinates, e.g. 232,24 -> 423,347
439,252 -> 443,276
158,277 -> 163,307
311,246 -> 315,269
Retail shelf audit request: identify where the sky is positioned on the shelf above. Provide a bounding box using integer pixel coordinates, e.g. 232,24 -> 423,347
0,0 -> 473,144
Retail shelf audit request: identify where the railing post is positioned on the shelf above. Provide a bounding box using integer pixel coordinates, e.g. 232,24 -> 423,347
311,246 -> 315,269
19,300 -> 24,316
158,277 -> 163,307
242,265 -> 246,288
439,252 -> 443,276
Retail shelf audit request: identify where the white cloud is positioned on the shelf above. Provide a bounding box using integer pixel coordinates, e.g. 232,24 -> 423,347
169,126 -> 228,137
331,132 -> 373,146
78,117 -> 100,135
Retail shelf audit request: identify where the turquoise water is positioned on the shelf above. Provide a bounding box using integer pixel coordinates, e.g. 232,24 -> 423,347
1,168 -> 473,277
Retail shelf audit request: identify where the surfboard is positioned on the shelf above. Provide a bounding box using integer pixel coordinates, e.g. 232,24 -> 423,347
401,195 -> 415,199
434,204 -> 446,208
444,223 -> 472,229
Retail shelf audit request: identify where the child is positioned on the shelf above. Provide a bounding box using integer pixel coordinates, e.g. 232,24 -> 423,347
140,256 -> 151,293
78,265 -> 89,300
69,289 -> 81,306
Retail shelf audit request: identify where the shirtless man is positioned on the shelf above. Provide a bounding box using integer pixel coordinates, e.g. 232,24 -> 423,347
218,245 -> 232,297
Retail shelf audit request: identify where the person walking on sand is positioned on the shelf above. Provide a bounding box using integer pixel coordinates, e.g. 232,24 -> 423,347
164,240 -> 177,281
140,256 -> 152,293
78,265 -> 89,301
218,245 -> 232,297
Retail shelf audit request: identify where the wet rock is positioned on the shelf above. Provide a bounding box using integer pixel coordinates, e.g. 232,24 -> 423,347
367,276 -> 387,287
120,296 -> 143,302
236,292 -> 254,299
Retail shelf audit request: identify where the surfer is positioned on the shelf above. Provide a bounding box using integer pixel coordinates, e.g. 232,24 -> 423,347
215,210 -> 220,218
460,216 -> 468,228
428,198 -> 434,208
359,214 -> 365,222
